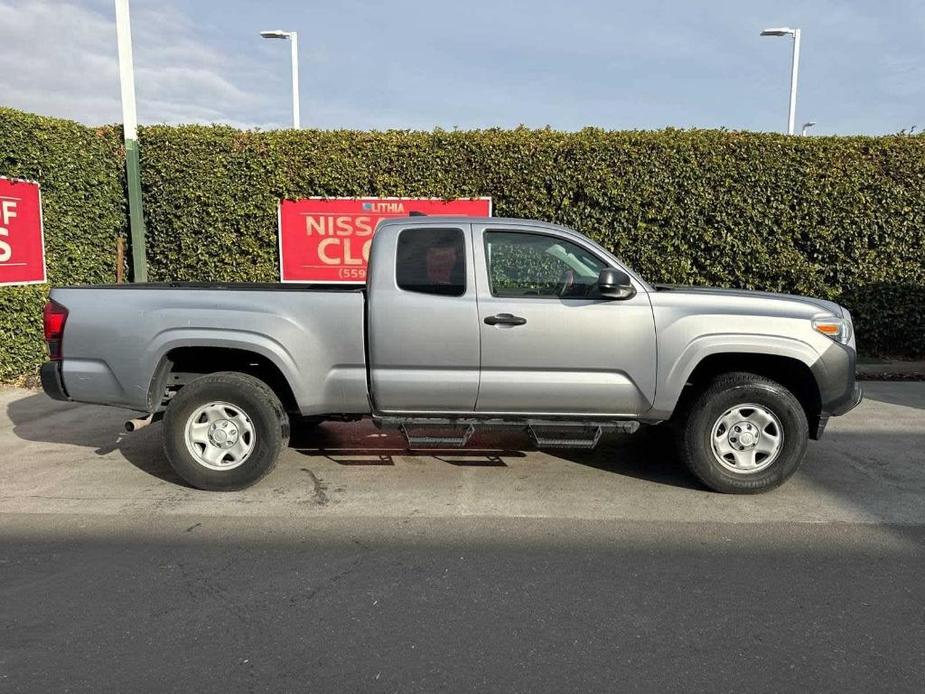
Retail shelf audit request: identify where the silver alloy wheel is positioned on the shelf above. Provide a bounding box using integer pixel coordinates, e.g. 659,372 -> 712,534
710,403 -> 783,474
184,401 -> 255,471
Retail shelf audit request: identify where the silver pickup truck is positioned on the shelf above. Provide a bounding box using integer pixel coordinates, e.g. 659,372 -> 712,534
40,216 -> 861,493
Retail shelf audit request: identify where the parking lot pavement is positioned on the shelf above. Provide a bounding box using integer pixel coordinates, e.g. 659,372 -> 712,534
1,382 -> 924,525
0,514 -> 921,694
2,383 -> 924,693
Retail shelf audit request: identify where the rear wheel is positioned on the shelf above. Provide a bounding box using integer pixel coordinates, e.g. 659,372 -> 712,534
163,371 -> 289,491
675,372 -> 809,493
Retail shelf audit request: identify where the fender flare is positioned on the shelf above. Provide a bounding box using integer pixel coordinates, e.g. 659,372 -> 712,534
141,328 -> 303,411
651,333 -> 821,417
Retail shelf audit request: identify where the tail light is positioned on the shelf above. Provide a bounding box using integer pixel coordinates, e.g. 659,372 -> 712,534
43,300 -> 68,360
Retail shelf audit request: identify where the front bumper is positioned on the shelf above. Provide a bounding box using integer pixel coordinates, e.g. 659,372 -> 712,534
40,361 -> 69,402
831,382 -> 863,416
808,343 -> 863,439
811,341 -> 862,415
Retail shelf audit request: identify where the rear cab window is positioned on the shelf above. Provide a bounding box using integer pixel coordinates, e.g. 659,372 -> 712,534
396,228 -> 466,297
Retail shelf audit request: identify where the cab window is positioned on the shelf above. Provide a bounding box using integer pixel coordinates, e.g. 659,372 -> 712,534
485,231 -> 606,298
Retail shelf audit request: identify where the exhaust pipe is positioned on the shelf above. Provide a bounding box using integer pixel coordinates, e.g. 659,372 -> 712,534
124,412 -> 162,432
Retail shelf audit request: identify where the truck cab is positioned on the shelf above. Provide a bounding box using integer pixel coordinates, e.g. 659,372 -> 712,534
366,217 -> 656,417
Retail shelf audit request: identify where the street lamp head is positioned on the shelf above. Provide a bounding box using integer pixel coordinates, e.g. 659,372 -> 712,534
761,26 -> 802,135
260,30 -> 292,39
803,121 -> 816,128
761,27 -> 796,37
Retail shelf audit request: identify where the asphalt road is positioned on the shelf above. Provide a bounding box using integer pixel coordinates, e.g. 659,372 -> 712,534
1,382 -> 924,692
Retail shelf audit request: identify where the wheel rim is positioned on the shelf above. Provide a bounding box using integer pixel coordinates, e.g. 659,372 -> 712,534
184,401 -> 255,471
710,403 -> 783,474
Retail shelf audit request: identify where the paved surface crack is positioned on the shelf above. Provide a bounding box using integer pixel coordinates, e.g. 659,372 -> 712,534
300,467 -> 329,506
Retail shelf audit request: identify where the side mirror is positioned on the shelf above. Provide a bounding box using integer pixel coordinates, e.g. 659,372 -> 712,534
598,268 -> 636,300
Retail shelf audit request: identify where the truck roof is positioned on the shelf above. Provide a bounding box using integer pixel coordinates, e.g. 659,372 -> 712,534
376,216 -> 575,233
376,215 -> 652,292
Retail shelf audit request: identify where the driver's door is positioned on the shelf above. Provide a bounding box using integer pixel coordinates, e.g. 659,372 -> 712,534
473,225 -> 656,415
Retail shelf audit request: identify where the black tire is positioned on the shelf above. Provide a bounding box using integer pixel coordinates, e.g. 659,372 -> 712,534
163,371 -> 289,491
675,372 -> 809,494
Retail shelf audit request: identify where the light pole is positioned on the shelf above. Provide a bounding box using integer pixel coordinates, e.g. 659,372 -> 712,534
114,0 -> 147,281
260,30 -> 300,128
761,27 -> 801,135
801,121 -> 816,136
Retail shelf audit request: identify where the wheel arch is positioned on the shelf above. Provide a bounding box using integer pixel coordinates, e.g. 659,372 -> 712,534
671,352 -> 824,438
148,345 -> 299,414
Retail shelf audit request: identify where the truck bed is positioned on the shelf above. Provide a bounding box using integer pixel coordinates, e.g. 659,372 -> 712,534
50,284 -> 369,415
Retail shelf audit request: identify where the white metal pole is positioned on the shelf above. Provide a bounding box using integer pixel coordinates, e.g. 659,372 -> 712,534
787,29 -> 801,136
114,0 -> 138,139
290,32 -> 300,129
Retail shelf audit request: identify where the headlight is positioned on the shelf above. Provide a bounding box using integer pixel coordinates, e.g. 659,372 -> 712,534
812,316 -> 852,345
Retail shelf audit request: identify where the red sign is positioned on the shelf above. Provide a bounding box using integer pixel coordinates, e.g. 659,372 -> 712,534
0,177 -> 46,286
278,197 -> 491,283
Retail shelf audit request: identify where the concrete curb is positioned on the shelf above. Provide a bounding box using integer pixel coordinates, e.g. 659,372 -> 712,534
857,361 -> 925,381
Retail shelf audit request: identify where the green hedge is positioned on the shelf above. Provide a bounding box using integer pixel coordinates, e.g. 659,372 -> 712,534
139,125 -> 925,358
0,109 -> 126,382
1,107 -> 924,383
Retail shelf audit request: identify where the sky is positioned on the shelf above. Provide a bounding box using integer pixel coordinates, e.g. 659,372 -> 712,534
0,0 -> 921,135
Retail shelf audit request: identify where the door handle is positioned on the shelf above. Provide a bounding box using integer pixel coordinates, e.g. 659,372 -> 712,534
484,313 -> 527,326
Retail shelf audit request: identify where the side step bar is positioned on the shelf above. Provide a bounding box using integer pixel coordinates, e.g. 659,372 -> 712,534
377,416 -> 640,451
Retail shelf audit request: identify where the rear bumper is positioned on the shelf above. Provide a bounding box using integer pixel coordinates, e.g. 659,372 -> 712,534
40,361 -> 69,402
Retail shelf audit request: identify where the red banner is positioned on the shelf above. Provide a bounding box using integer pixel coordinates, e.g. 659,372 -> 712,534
0,177 -> 46,287
278,197 -> 491,283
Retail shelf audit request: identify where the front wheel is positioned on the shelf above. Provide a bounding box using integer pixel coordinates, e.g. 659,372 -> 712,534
163,371 -> 289,491
675,372 -> 809,494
